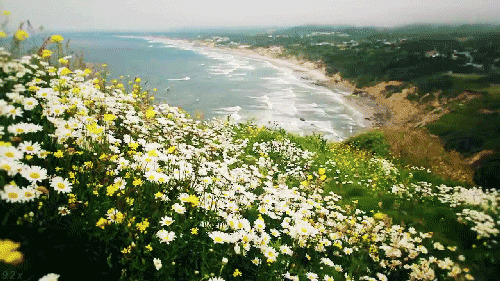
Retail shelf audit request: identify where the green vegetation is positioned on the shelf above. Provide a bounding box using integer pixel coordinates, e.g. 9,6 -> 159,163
344,130 -> 390,157
215,25 -> 500,88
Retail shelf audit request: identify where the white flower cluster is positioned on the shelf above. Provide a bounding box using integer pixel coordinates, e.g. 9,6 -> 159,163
458,209 -> 499,239
0,47 -> 486,281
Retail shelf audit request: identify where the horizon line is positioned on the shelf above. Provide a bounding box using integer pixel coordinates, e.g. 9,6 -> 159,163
46,22 -> 500,33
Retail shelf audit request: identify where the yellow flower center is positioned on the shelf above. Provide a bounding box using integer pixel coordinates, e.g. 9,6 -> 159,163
26,146 -> 34,151
8,193 -> 18,199
5,152 -> 14,158
30,172 -> 40,179
57,183 -> 65,189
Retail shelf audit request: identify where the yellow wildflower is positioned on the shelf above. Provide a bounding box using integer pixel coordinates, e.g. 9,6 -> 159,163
181,194 -> 200,207
115,212 -> 125,223
132,178 -> 142,186
167,146 -> 176,154
103,114 -> 117,122
14,30 -> 29,41
106,184 -> 119,196
191,227 -> 199,235
135,77 -> 141,83
0,31 -> 7,39
0,239 -> 23,265
50,34 -> 64,43
373,212 -> 386,220
145,108 -> 156,118
318,168 -> 326,175
154,192 -> 163,199
233,269 -> 242,277
126,197 -> 135,206
136,219 -> 149,233
86,122 -> 104,135
2,10 -> 11,16
128,142 -> 139,150
147,150 -> 158,157
60,67 -> 72,76
96,217 -> 109,229
41,49 -> 52,59
54,150 -> 64,158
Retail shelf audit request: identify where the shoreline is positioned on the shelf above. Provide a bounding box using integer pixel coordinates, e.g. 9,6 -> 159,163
145,35 -> 396,134
190,41 -> 391,130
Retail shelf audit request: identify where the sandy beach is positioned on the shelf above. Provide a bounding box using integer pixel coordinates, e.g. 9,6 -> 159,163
190,41 -> 388,130
198,43 -> 435,130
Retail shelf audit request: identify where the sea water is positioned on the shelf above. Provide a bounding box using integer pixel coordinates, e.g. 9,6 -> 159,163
63,32 -> 366,141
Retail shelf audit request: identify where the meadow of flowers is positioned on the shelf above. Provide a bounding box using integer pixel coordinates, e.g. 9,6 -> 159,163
1,33 -> 499,281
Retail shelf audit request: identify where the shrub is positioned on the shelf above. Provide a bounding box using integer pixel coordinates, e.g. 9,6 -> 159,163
474,153 -> 500,190
415,75 -> 453,94
345,130 -> 390,157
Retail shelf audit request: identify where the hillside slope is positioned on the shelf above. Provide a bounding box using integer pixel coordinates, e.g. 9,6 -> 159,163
1,45 -> 499,281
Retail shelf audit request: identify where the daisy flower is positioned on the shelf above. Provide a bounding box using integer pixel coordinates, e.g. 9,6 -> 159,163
0,158 -> 22,176
160,215 -> 174,226
50,176 -> 73,194
306,272 -> 319,281
20,186 -> 39,202
58,206 -> 70,216
156,229 -> 176,244
0,145 -> 23,160
38,273 -> 60,281
0,183 -> 24,203
208,277 -> 225,281
19,141 -> 41,155
153,258 -> 162,270
23,97 -> 39,110
21,165 -> 48,183
3,105 -> 23,119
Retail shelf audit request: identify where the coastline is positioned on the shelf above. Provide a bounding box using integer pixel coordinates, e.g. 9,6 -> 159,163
190,41 -> 390,130
144,35 -> 399,134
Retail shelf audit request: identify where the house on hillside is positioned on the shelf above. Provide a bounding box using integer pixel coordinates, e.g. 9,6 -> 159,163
451,51 -> 473,63
425,50 -> 441,58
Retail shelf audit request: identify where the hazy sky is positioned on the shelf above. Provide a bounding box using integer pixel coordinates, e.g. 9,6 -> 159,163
5,0 -> 500,31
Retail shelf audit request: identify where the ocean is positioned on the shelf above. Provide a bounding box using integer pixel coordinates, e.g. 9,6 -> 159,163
60,32 -> 366,141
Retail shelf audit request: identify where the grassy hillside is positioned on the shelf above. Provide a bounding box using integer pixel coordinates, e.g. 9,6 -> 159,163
1,37 -> 500,281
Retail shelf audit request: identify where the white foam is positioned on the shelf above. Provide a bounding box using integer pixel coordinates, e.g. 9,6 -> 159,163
214,106 -> 243,121
167,76 -> 190,81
